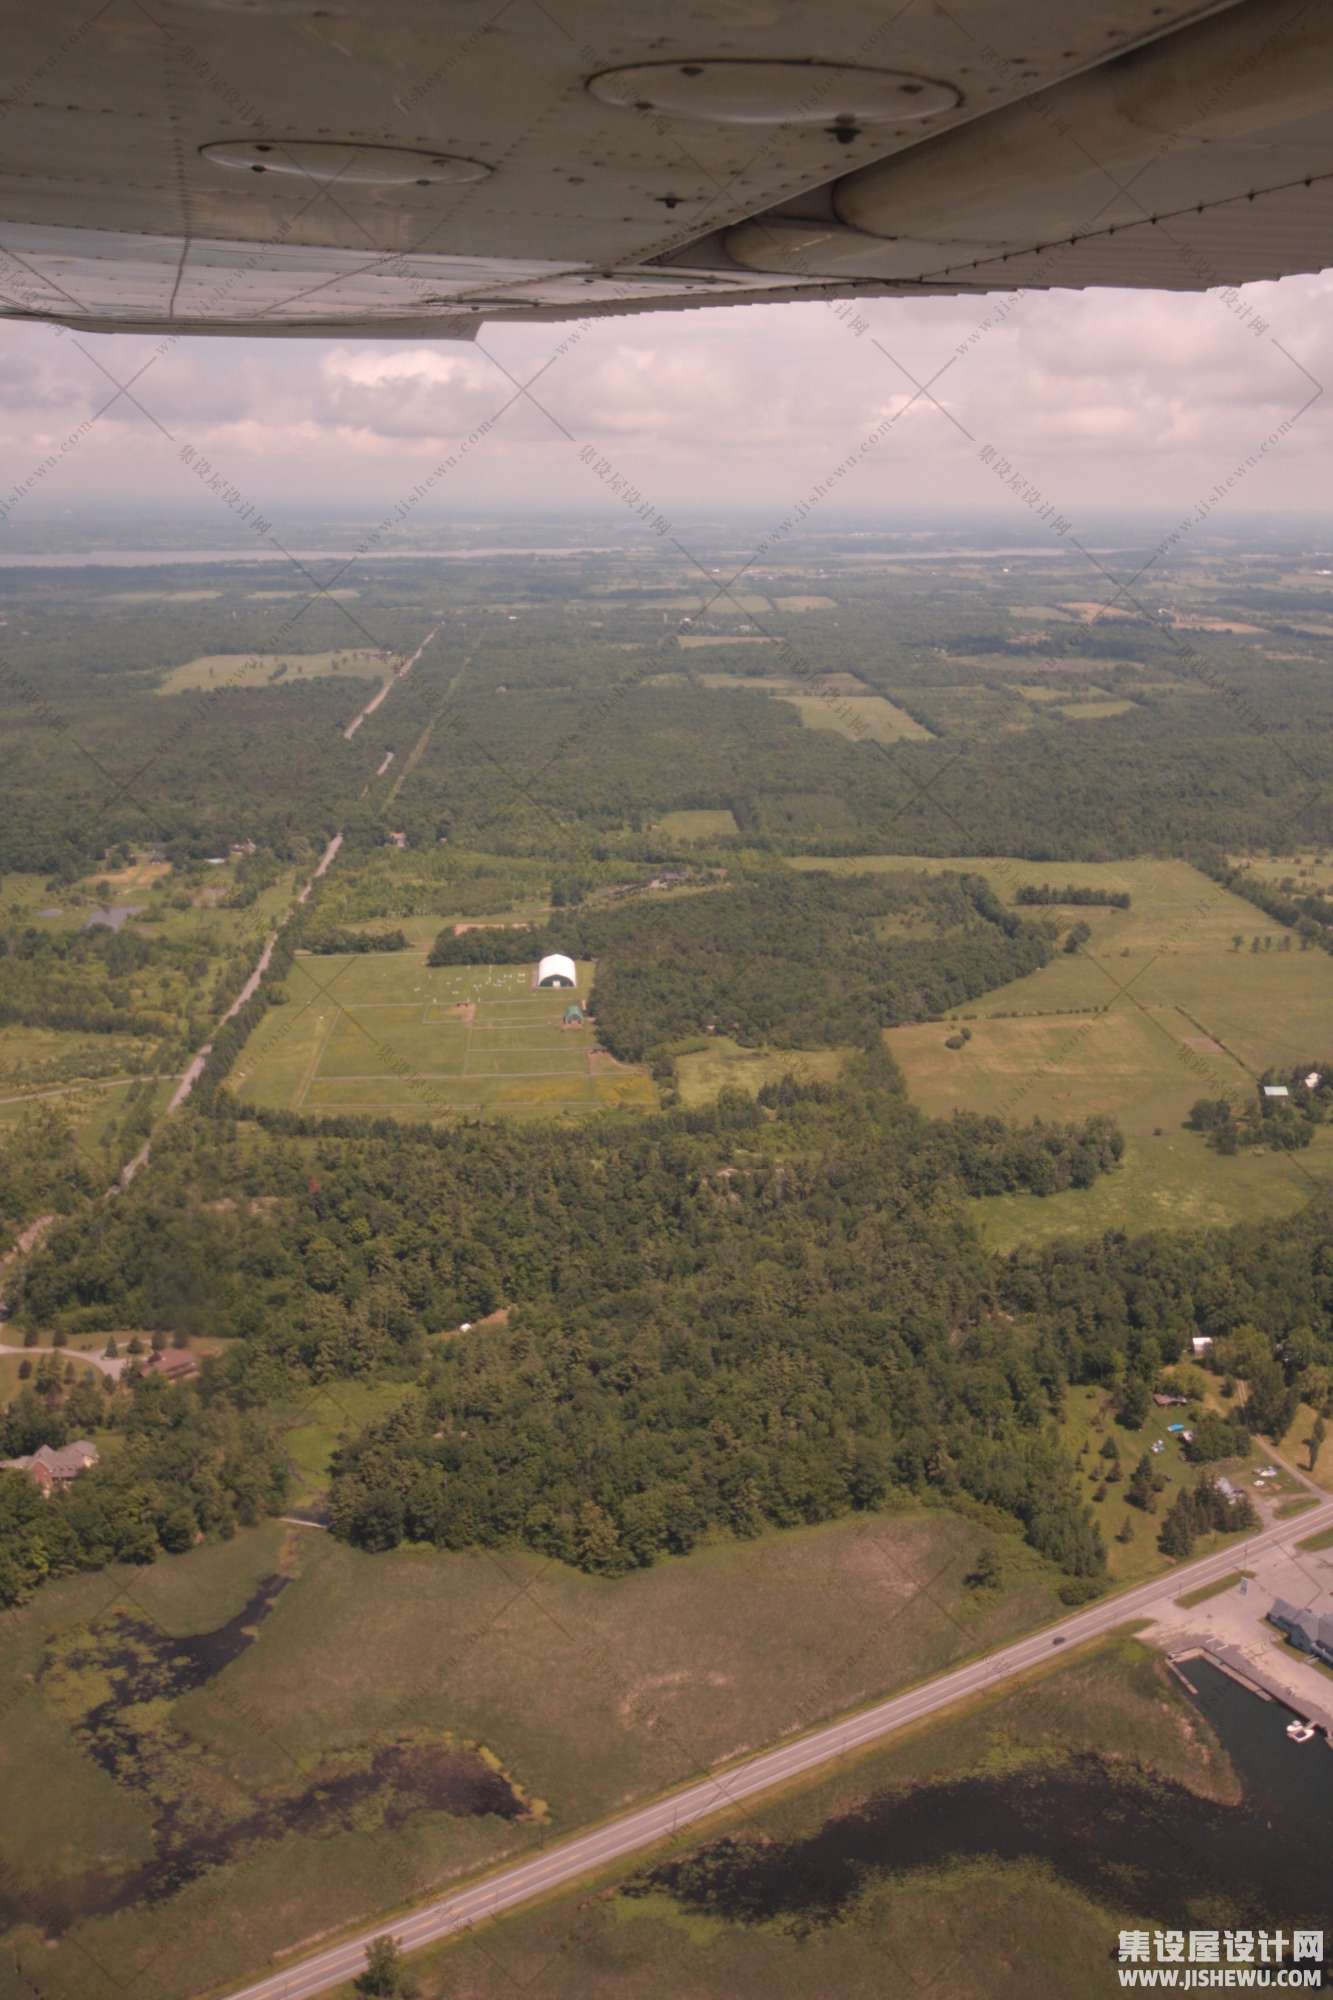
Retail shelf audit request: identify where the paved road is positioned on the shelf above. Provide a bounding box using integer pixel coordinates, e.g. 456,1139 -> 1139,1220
115,833 -> 343,1192
343,622 -> 440,739
213,1496 -> 1333,2000
0,1339 -> 124,1378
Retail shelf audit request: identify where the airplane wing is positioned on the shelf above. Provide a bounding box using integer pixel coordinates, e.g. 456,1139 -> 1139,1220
0,0 -> 1330,338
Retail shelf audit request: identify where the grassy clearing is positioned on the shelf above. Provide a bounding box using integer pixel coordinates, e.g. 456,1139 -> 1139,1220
0,1505 -> 1063,2000
1275,1496 -> 1319,1518
777,692 -> 933,743
233,954 -> 655,1122
793,855 -> 1283,952
1059,698 -> 1137,719
677,633 -> 774,649
0,1072 -> 178,1166
1229,851 -> 1333,895
885,1008 -> 1253,1136
653,808 -> 740,841
972,1130 -> 1333,1250
1058,1384 -> 1256,1585
156,649 -> 392,695
1272,1405 -> 1333,1493
793,855 -> 1333,1240
372,1637 -> 1231,2000
675,1037 -> 850,1106
0,1024 -> 159,1095
683,674 -> 931,742
282,1380 -> 414,1508
1297,1525 -> 1333,1552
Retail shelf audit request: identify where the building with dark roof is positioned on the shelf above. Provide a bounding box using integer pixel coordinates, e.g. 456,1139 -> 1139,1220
1,1440 -> 98,1494
142,1348 -> 200,1383
1268,1598 -> 1333,1665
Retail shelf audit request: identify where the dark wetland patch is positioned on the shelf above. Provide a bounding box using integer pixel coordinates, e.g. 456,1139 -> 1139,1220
5,1575 -> 528,1935
632,1673 -> 1333,1938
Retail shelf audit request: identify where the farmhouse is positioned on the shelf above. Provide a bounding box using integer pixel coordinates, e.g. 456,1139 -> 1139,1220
1191,1335 -> 1214,1357
142,1347 -> 200,1383
1262,1083 -> 1290,1100
537,952 -> 577,988
1,1440 -> 98,1495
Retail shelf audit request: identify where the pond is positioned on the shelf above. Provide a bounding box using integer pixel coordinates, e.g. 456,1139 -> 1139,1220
630,1660 -> 1333,1939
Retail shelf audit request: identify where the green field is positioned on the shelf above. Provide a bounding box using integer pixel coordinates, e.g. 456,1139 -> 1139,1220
0,1504 -> 1063,2000
1059,698 -> 1137,719
281,1380 -> 413,1508
653,808 -> 740,841
972,1130 -> 1333,1249
886,1008 -> 1253,1136
684,674 -> 930,742
1230,850 -> 1333,895
788,855 -> 1333,1239
676,1036 -> 850,1106
156,649 -> 393,695
1272,1402 -> 1333,1493
0,1072 -> 178,1173
777,692 -> 932,743
232,953 -> 656,1121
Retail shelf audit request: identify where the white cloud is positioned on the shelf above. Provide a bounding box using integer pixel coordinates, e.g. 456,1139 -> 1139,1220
0,272 -> 1327,530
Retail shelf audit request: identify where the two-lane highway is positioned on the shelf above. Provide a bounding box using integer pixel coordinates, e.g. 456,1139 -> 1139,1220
213,1495 -> 1333,2000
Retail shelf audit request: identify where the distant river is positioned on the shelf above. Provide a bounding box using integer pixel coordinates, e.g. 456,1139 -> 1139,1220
0,545 -> 623,569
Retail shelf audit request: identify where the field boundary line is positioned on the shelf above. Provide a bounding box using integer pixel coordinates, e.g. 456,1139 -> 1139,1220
294,1007 -> 338,1112
1169,1002 -> 1254,1076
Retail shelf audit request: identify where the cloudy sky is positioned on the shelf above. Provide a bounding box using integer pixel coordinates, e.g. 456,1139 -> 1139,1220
2,269 -> 1330,539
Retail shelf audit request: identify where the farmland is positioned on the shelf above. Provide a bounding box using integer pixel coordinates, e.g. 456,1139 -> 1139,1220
682,670 -> 932,742
156,648 -> 393,695
776,691 -> 932,743
786,854 -> 1333,1240
232,951 -> 656,1120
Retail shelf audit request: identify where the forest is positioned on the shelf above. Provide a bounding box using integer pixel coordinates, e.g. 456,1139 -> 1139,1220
11,1028 -> 1331,1601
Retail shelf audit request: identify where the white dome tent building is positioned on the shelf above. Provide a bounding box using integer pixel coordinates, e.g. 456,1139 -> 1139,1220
536,952 -> 577,989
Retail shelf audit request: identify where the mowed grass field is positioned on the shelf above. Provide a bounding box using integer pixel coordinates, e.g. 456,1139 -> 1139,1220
232,951 -> 656,1121
156,648 -> 393,695
0,1504 -> 1062,2000
792,855 -> 1333,1242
